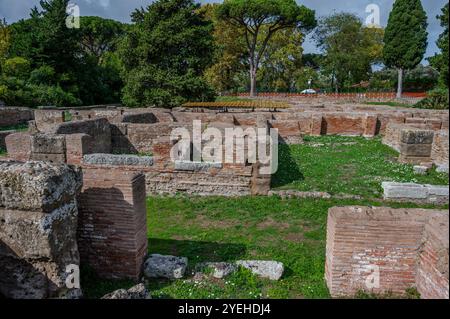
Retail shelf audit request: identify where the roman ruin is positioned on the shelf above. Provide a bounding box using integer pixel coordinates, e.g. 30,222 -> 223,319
0,98 -> 448,299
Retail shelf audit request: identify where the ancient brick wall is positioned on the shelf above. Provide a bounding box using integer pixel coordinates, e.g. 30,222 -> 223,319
77,168 -> 147,280
54,118 -> 111,154
0,161 -> 82,299
416,213 -> 449,299
431,129 -> 449,168
0,107 -> 34,128
0,130 -> 15,150
325,206 -> 449,299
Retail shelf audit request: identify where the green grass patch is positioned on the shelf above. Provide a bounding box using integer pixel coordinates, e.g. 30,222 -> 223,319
272,136 -> 448,198
63,111 -> 73,122
80,195 -> 448,299
364,101 -> 412,107
0,148 -> 6,157
0,123 -> 28,132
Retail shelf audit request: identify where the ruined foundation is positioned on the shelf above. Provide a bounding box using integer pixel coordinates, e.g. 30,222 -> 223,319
325,206 -> 449,299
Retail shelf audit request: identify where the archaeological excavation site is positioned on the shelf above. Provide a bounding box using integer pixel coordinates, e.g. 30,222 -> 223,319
0,97 -> 448,300
0,0 -> 449,306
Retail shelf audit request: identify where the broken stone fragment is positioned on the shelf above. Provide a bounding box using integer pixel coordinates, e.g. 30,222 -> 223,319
143,254 -> 188,279
102,284 -> 151,299
236,260 -> 284,281
196,262 -> 237,279
413,165 -> 429,175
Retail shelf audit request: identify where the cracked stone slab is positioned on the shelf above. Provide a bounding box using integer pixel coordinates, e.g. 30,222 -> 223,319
83,153 -> 153,167
236,260 -> 284,281
143,254 -> 188,279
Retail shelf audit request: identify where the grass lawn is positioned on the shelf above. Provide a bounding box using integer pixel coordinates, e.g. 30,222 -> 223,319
364,101 -> 413,108
82,196 -> 447,299
272,135 -> 448,198
80,135 -> 448,299
0,123 -> 28,132
0,148 -> 6,157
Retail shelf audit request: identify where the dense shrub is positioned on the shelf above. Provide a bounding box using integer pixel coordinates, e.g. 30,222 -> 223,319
414,87 -> 449,109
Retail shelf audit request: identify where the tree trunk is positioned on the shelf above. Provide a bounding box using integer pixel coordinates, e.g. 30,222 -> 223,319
397,68 -> 403,99
250,65 -> 257,97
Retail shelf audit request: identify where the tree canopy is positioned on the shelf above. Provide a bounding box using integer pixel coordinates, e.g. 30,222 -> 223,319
428,3 -> 449,88
314,13 -> 384,92
120,0 -> 215,108
217,0 -> 316,96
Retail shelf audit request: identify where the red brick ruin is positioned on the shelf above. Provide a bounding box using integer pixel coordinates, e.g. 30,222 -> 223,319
0,100 -> 448,298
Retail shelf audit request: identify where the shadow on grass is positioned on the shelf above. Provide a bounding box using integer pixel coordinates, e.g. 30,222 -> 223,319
148,238 -> 247,264
271,143 -> 303,188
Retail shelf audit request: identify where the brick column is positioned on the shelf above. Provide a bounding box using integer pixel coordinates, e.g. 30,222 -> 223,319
77,168 -> 147,280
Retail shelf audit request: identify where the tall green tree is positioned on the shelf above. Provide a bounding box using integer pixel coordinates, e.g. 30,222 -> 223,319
10,0 -> 79,74
216,0 -> 316,97
428,3 -> 449,88
202,3 -> 248,94
383,0 -> 428,98
0,19 -> 10,69
314,13 -> 384,92
257,26 -> 304,92
120,0 -> 215,108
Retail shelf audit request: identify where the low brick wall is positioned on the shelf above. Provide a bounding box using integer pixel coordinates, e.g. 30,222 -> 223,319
0,107 -> 34,128
325,206 -> 449,298
0,130 -> 15,150
431,129 -> 449,169
416,213 -> 449,299
77,168 -> 147,280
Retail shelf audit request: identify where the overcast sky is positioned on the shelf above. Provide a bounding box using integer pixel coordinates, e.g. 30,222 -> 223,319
0,0 -> 447,62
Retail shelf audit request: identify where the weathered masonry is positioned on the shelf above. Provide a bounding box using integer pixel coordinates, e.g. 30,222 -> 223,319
4,104 -> 449,196
0,161 -> 148,298
325,206 -> 449,299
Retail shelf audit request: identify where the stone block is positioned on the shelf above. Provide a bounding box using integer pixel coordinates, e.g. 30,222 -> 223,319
0,161 -> 82,213
399,142 -> 432,157
400,129 -> 434,144
31,133 -> 66,154
83,153 -> 153,167
5,132 -> 32,162
382,182 -> 428,199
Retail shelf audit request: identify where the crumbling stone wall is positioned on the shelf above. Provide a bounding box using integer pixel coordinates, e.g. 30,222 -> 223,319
0,161 -> 82,299
77,167 -> 147,280
325,206 -> 449,299
0,107 -> 34,128
431,129 -> 449,170
33,109 -> 65,132
5,118 -> 111,164
398,128 -> 435,164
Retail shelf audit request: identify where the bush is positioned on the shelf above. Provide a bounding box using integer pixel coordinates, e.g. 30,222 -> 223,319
2,57 -> 30,79
28,65 -> 56,85
414,87 -> 449,110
